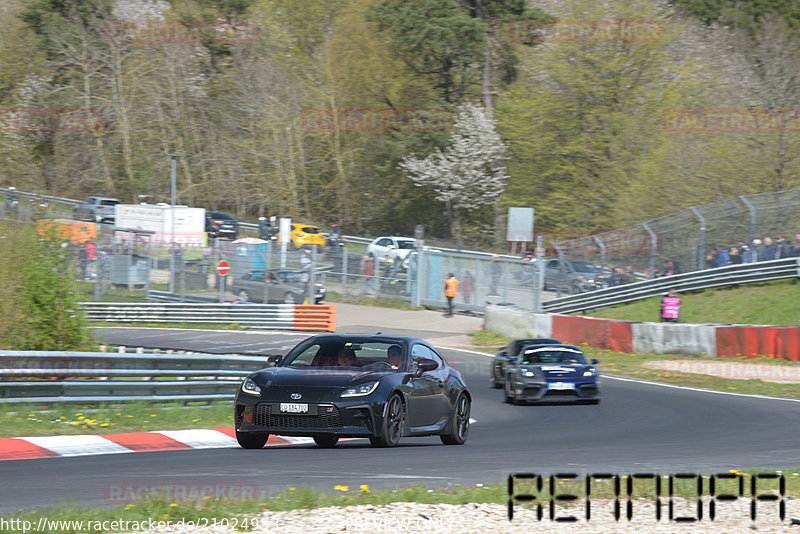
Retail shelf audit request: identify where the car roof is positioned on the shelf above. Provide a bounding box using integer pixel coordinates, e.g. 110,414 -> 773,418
90,197 -> 119,202
300,333 -> 430,346
207,211 -> 235,219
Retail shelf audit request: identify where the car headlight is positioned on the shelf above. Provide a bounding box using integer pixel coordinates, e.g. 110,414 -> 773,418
519,368 -> 536,377
583,369 -> 598,377
241,377 -> 262,396
341,381 -> 380,397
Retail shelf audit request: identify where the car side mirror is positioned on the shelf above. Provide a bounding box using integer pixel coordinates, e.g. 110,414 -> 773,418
414,358 -> 437,376
591,358 -> 599,365
508,357 -> 517,364
267,355 -> 283,367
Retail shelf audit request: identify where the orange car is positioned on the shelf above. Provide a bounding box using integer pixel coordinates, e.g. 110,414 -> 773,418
278,223 -> 326,248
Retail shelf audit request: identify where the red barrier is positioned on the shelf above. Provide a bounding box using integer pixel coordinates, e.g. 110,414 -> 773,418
552,315 -> 633,353
716,326 -> 800,361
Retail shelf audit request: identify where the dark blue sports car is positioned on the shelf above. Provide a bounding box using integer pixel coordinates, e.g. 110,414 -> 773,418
491,337 -> 561,388
502,344 -> 600,404
234,334 -> 471,448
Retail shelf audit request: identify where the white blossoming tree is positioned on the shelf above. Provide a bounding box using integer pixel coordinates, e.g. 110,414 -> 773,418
399,103 -> 509,242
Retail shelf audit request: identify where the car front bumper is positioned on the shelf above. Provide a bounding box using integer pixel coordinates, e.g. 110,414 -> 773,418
235,394 -> 383,438
509,377 -> 600,403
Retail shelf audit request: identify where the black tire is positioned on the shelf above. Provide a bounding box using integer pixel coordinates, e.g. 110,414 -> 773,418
504,379 -> 514,404
236,430 -> 269,449
491,366 -> 502,389
283,292 -> 298,304
441,393 -> 470,445
371,394 -> 404,447
238,290 -> 250,303
313,436 -> 339,448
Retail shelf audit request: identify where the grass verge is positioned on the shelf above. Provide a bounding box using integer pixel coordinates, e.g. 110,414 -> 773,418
0,401 -> 234,438
4,474 -> 799,533
586,278 -> 800,326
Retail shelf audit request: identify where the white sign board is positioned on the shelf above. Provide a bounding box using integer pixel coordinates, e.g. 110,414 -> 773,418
115,204 -> 206,247
507,207 -> 534,242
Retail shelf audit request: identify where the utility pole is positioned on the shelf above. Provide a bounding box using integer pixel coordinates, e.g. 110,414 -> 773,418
168,154 -> 179,293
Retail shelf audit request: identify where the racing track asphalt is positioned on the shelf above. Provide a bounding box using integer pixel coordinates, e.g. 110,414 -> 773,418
2,306 -> 800,512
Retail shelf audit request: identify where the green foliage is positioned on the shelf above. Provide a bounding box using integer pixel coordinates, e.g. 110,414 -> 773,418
669,0 -> 800,33
0,221 -> 93,350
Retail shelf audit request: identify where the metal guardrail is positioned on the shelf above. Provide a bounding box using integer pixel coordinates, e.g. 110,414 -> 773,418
80,301 -> 296,327
543,257 -> 800,314
146,290 -> 219,303
0,351 -> 269,403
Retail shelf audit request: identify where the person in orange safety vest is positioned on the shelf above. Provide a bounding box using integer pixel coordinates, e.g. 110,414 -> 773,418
444,273 -> 459,317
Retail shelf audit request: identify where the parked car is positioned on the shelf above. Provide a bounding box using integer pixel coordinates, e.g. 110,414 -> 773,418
74,197 -> 119,223
205,211 -> 239,240
231,269 -> 325,304
366,236 -> 416,262
502,344 -> 601,405
490,337 -> 562,388
543,259 -> 604,294
278,223 -> 326,249
234,333 -> 471,448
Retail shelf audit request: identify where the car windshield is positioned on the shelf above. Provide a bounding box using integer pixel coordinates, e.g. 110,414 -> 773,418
520,348 -> 587,365
282,340 -> 407,370
397,240 -> 415,249
570,261 -> 602,273
300,226 -> 320,234
277,271 -> 303,284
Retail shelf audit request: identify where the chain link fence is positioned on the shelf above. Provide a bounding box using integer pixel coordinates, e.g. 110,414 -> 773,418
551,188 -> 800,278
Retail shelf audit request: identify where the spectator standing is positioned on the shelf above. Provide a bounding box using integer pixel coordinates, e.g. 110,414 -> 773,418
462,270 -> 475,304
704,247 -> 718,269
444,273 -> 459,317
361,255 -> 376,293
761,237 -> 776,261
714,246 -> 730,268
624,265 -> 635,283
774,235 -> 788,259
790,234 -> 800,257
748,239 -> 763,263
660,289 -> 681,322
729,246 -> 743,265
662,260 -> 677,277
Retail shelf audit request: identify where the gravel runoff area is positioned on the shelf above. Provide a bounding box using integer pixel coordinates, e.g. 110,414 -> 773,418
128,500 -> 799,533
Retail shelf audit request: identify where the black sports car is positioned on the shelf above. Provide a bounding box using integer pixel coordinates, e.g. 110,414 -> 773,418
491,337 -> 561,388
503,344 -> 601,405
234,334 -> 471,448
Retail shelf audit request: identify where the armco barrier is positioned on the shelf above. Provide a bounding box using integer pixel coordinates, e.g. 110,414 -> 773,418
631,323 -> 717,356
551,315 -> 633,353
80,302 -> 336,332
716,326 -> 800,361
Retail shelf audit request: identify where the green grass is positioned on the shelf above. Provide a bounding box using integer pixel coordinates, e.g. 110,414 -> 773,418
3,474 -> 800,532
586,278 -> 800,326
0,401 -> 235,438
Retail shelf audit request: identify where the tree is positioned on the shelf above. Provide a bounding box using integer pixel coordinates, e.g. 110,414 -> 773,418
0,221 -> 93,350
399,103 -> 508,242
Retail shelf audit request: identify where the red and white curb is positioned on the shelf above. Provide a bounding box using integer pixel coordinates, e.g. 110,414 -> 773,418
0,429 -> 318,461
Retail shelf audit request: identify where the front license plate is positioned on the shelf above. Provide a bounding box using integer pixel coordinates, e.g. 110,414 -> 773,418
547,382 -> 574,390
280,403 -> 308,413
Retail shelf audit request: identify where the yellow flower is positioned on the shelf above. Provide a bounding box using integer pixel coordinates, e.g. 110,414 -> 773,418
28,414 -> 35,417
100,423 -> 109,427
334,485 -> 349,492
77,416 -> 85,420
75,413 -> 83,416
360,485 -> 370,493
150,414 -> 157,417
170,503 -> 178,507
289,487 -> 296,491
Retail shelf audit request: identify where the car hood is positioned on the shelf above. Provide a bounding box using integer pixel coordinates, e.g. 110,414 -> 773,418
251,367 -> 388,388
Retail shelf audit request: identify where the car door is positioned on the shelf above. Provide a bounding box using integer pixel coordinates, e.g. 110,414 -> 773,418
407,344 -> 449,429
